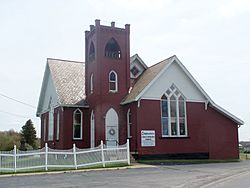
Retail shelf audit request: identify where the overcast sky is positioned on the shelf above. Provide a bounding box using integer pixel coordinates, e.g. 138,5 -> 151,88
0,0 -> 249,140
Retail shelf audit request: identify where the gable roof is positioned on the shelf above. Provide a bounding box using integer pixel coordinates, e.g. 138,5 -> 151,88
48,58 -> 86,105
130,54 -> 148,69
36,58 -> 86,116
122,55 -> 175,104
122,55 -> 244,125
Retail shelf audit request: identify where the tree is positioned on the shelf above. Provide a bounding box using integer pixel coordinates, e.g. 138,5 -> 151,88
20,119 -> 37,150
0,130 -> 21,151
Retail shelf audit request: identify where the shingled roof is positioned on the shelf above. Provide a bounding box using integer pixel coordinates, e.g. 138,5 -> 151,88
48,58 -> 86,105
122,55 -> 175,104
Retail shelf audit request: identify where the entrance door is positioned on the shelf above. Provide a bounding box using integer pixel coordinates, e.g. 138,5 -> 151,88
90,111 -> 95,148
105,108 -> 119,147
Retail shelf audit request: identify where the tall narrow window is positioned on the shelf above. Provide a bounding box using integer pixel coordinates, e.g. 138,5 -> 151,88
90,73 -> 94,94
161,84 -> 187,137
73,109 -> 82,139
48,107 -> 54,141
104,38 -> 121,59
127,109 -> 132,138
56,112 -> 60,141
43,116 -> 47,141
109,71 -> 118,92
88,42 -> 95,62
161,95 -> 168,136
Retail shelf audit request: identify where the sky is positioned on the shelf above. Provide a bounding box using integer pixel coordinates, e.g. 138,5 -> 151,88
0,0 -> 249,140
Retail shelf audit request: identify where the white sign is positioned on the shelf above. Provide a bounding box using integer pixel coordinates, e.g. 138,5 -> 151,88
141,130 -> 155,147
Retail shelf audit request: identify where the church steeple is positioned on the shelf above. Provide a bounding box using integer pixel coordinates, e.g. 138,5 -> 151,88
85,19 -> 130,146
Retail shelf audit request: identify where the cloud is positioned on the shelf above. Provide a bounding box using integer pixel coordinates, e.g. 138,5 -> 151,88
217,0 -> 250,18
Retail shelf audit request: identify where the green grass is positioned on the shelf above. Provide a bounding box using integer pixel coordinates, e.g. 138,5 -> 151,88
137,159 -> 240,165
0,163 -> 129,175
239,152 -> 250,160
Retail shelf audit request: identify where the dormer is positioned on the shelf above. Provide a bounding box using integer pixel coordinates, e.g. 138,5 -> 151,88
130,54 -> 147,79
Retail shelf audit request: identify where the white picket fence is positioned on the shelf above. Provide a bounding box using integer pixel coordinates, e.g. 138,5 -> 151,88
0,139 -> 130,173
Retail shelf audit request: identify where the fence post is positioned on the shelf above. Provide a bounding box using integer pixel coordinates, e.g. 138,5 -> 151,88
127,139 -> 130,165
45,143 -> 48,171
73,144 -> 77,169
101,140 -> 105,167
14,145 -> 17,172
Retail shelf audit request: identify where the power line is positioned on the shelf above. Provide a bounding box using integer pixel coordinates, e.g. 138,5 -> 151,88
0,93 -> 36,109
0,109 -> 30,119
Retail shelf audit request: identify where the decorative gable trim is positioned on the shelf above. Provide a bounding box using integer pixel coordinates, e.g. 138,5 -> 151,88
123,55 -> 244,125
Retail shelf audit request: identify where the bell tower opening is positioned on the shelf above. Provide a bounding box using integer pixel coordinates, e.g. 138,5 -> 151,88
105,38 -> 121,59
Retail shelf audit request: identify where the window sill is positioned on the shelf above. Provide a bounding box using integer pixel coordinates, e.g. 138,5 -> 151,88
127,136 -> 132,139
72,138 -> 83,141
160,136 -> 190,139
109,91 -> 118,93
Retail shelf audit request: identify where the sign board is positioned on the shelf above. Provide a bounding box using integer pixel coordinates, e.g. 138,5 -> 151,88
141,130 -> 155,147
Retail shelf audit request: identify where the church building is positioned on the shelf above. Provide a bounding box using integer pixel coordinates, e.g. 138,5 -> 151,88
36,20 -> 243,159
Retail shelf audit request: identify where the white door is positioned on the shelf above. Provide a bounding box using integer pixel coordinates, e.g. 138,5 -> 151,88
105,108 -> 119,147
90,111 -> 95,148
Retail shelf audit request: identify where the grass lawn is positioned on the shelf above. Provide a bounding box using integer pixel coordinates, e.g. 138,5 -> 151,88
0,163 -> 129,175
239,152 -> 250,160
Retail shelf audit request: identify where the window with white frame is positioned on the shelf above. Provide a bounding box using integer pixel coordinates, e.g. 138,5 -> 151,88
127,109 -> 132,138
48,107 -> 54,141
90,73 -> 94,94
56,111 -> 60,141
73,109 -> 82,139
161,84 -> 187,137
43,116 -> 47,141
109,71 -> 118,92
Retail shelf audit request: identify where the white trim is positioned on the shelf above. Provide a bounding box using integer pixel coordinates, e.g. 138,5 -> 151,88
90,110 -> 95,148
130,54 -> 148,69
48,107 -> 54,141
105,108 -> 119,147
186,99 -> 207,103
161,85 -> 188,137
210,103 -> 244,125
56,111 -> 60,141
127,109 -> 132,138
73,108 -> 83,140
127,55 -> 243,125
109,70 -> 118,92
90,73 -> 94,94
135,57 -> 176,102
43,116 -> 47,141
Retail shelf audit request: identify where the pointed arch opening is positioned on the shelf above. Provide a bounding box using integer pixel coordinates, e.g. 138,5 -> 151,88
90,73 -> 94,94
88,42 -> 95,62
109,71 -> 118,92
90,110 -> 95,148
73,109 -> 83,140
127,109 -> 132,138
161,84 -> 187,137
105,108 -> 119,147
104,38 -> 121,59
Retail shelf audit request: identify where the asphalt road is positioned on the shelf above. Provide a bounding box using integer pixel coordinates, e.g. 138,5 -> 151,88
1,161 -> 250,188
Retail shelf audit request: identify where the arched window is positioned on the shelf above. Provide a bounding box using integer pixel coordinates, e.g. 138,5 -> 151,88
90,110 -> 95,148
56,111 -> 60,141
109,71 -> 118,92
127,109 -> 132,138
89,42 -> 95,62
105,38 -> 121,59
161,84 -> 187,137
90,73 -> 93,94
73,109 -> 82,139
